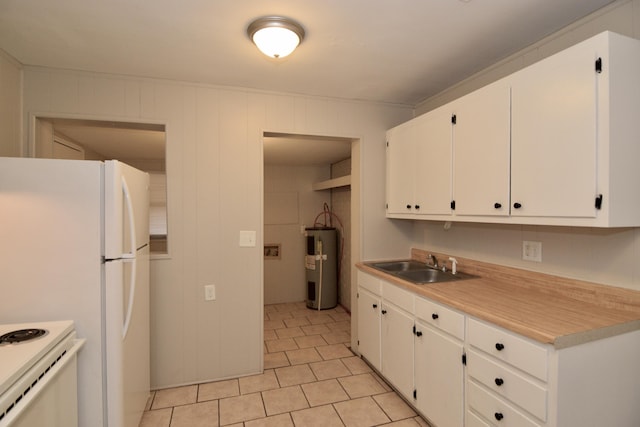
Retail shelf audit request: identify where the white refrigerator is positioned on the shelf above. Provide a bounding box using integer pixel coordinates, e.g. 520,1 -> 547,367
0,157 -> 150,427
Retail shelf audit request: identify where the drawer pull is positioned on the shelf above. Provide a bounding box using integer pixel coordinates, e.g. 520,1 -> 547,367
495,377 -> 504,386
495,412 -> 504,421
431,313 -> 439,320
416,331 -> 423,337
495,342 -> 505,351
372,304 -> 377,308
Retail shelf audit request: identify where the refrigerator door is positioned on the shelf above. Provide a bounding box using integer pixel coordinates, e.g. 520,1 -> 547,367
105,160 -> 150,259
105,245 -> 150,427
104,160 -> 150,427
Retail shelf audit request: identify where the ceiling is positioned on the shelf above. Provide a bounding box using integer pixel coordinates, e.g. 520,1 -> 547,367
48,118 -> 166,160
0,0 -> 615,106
263,133 -> 352,166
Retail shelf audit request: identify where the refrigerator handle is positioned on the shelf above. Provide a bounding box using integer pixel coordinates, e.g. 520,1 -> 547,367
121,175 -> 138,339
122,257 -> 137,339
121,176 -> 137,259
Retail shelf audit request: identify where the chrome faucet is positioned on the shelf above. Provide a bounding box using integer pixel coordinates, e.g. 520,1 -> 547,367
427,254 -> 438,269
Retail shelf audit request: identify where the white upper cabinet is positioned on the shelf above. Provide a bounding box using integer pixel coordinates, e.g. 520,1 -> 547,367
451,79 -> 511,217
386,105 -> 452,216
386,31 -> 640,227
386,119 -> 419,215
510,36 -> 598,219
509,31 -> 640,225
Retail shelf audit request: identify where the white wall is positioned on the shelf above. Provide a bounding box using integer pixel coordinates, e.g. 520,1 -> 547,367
0,49 -> 21,157
263,164 -> 331,304
21,67 -> 413,388
412,0 -> 640,292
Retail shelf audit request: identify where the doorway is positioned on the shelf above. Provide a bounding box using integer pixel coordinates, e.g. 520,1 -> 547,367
263,132 -> 359,312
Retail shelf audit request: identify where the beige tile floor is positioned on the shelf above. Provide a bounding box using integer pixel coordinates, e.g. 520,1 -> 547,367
139,301 -> 430,427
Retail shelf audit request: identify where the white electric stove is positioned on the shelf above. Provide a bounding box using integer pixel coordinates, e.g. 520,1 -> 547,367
0,321 -> 84,427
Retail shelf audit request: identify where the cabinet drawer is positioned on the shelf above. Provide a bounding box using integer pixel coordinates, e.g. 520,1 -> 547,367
467,349 -> 547,421
466,410 -> 491,427
415,296 -> 464,340
468,318 -> 548,381
468,381 -> 541,427
382,281 -> 414,313
358,271 -> 381,295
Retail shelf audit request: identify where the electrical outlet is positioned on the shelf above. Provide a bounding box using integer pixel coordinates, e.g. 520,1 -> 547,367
522,240 -> 542,262
204,284 -> 216,301
239,230 -> 256,247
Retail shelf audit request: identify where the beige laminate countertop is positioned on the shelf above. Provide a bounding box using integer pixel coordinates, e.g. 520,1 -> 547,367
357,249 -> 640,349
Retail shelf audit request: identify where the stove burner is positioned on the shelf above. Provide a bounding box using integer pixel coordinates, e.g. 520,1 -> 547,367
0,328 -> 48,344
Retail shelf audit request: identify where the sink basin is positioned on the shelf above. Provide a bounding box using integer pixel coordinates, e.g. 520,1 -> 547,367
368,259 -> 477,284
369,260 -> 427,272
395,269 -> 475,284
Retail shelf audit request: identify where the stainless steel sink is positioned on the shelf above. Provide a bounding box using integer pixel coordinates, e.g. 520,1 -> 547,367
396,268 -> 475,284
369,260 -> 427,272
367,260 -> 476,284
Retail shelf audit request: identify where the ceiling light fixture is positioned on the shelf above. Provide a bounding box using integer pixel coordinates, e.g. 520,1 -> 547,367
247,16 -> 305,59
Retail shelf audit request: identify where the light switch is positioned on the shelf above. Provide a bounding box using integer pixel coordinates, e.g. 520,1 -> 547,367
204,284 -> 216,301
239,230 -> 257,247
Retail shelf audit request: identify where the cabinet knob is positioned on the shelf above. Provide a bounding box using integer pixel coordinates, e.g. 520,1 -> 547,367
381,309 -> 387,315
416,331 -> 423,337
513,202 -> 522,209
495,378 -> 504,386
372,304 -> 377,309
495,343 -> 505,351
494,412 -> 504,421
431,313 -> 439,320
415,205 -> 420,210
494,202 -> 502,209
406,204 -> 412,209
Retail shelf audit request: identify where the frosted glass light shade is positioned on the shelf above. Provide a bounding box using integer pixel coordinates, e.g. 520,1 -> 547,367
247,16 -> 305,59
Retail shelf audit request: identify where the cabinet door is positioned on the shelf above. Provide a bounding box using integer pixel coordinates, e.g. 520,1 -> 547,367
357,288 -> 381,371
381,302 -> 414,399
511,39 -> 599,218
452,79 -> 511,216
414,107 -> 453,215
414,321 -> 464,427
386,122 -> 417,214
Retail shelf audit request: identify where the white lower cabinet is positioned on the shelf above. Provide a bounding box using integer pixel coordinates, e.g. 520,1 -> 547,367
357,288 -> 381,371
357,271 -> 640,427
466,317 -> 640,427
415,321 -> 464,427
381,282 -> 415,400
356,271 -> 382,371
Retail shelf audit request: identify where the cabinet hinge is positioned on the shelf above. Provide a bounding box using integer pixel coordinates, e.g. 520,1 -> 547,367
413,389 -> 417,400
595,194 -> 603,210
450,200 -> 456,210
357,340 -> 360,346
356,292 -> 359,299
412,325 -> 416,335
385,203 -> 388,209
451,114 -> 457,125
462,353 -> 467,366
595,57 -> 603,74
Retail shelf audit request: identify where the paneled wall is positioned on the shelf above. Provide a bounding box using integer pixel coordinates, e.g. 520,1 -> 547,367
0,49 -> 21,157
263,164 -> 331,304
21,67 -> 412,388
412,0 -> 640,293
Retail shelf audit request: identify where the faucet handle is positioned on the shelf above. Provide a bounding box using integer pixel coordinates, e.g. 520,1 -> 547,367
428,254 -> 438,268
448,257 -> 458,275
